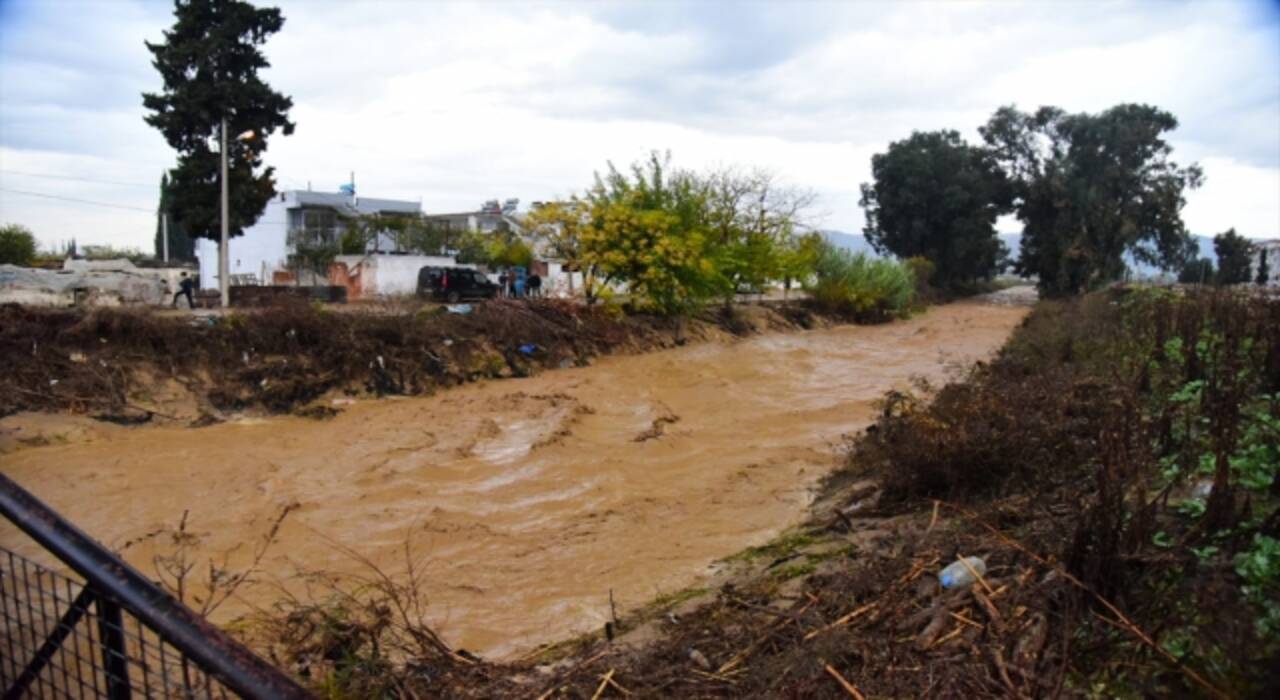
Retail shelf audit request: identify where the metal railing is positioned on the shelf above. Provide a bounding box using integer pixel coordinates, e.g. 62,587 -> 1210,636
0,474 -> 311,699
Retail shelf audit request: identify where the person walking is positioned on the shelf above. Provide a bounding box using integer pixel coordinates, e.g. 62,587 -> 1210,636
172,272 -> 195,308
528,272 -> 542,298
497,270 -> 508,298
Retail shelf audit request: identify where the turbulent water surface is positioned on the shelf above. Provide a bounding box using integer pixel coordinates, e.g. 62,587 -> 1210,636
1,301 -> 1027,658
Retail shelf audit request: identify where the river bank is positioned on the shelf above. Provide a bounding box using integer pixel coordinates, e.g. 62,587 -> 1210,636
0,300 -> 1028,665
0,298 -> 841,431
421,287 -> 1276,699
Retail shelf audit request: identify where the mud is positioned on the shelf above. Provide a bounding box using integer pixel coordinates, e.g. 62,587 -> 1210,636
0,301 -> 1026,659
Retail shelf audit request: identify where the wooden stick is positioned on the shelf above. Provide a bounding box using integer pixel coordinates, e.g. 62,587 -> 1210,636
803,602 -> 876,640
718,599 -> 817,673
689,668 -> 738,683
927,499 -> 941,532
605,674 -> 632,696
949,611 -> 983,629
590,669 -> 615,700
937,500 -> 1231,700
956,554 -> 996,597
929,624 -> 965,648
823,664 -> 867,700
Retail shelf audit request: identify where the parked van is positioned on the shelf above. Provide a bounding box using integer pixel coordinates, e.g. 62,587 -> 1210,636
416,266 -> 499,303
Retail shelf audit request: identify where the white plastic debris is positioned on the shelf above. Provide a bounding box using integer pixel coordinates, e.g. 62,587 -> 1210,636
939,556 -> 987,589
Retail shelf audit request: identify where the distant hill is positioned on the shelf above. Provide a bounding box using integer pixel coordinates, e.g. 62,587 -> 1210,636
820,230 -> 877,256
823,229 -> 1215,279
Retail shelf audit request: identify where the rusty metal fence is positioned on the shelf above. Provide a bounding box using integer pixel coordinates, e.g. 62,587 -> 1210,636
0,474 -> 310,699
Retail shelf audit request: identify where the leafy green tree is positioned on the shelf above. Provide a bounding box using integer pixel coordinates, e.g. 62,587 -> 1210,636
1178,257 -> 1216,285
0,223 -> 38,266
583,153 -> 721,316
403,219 -> 456,256
143,0 -> 294,241
452,230 -> 492,267
776,231 -> 824,298
336,212 -> 420,254
860,130 -> 1012,289
153,173 -> 196,261
489,238 -> 534,269
288,240 -> 336,285
1214,228 -> 1254,285
526,199 -> 605,301
702,168 -> 814,306
980,104 -> 1203,297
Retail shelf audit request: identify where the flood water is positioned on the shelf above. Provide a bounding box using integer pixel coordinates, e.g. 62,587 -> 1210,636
1,301 -> 1027,658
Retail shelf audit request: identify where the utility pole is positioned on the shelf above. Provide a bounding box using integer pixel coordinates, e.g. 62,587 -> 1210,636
220,117 -> 230,308
161,212 -> 170,263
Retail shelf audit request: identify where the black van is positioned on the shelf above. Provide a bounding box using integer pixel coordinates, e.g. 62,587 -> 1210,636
417,266 -> 499,303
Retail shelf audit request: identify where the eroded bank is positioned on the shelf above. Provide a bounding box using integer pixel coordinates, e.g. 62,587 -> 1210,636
0,301 -> 1027,658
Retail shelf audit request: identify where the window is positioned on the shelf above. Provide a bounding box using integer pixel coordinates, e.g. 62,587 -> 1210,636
288,208 -> 339,247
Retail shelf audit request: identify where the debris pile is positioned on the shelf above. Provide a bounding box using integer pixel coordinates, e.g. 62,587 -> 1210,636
0,264 -> 167,307
0,298 -> 832,420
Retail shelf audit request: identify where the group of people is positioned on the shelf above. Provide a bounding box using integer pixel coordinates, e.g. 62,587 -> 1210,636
497,269 -> 543,298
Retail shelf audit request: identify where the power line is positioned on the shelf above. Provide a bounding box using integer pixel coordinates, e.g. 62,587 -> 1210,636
0,169 -> 156,189
0,187 -> 154,213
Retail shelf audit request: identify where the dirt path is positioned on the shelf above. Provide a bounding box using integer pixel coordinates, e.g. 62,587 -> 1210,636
0,301 -> 1027,659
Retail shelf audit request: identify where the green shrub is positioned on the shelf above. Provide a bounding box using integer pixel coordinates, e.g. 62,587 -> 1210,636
804,243 -> 914,320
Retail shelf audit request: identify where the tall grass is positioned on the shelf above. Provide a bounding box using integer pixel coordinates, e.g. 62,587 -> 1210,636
805,243 -> 915,320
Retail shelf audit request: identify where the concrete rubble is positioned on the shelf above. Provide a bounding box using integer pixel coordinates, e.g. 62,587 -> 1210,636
0,263 -> 168,307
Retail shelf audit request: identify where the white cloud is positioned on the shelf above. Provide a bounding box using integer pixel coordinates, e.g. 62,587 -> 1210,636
0,0 -> 1276,252
1183,157 -> 1280,239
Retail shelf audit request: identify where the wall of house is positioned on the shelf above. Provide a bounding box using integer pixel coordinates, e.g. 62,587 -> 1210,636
332,254 -> 471,298
195,196 -> 291,290
1249,242 -> 1280,286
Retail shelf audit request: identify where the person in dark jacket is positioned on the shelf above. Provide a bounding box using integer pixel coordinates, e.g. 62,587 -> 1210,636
172,272 -> 195,308
528,272 -> 542,298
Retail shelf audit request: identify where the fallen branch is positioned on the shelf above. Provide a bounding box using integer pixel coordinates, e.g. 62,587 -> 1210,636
590,669 -> 615,700
803,602 -> 876,641
823,663 -> 866,700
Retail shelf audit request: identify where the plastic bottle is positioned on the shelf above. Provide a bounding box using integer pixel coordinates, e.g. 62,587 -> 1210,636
938,556 -> 987,589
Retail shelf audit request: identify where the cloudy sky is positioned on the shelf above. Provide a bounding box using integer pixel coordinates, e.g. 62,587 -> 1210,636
1,0 -> 1278,252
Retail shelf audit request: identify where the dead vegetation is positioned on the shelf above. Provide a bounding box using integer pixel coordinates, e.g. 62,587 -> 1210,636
0,299 -> 829,423
239,287 -> 1278,698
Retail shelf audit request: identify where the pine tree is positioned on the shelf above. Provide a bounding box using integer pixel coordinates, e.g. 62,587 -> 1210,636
153,173 -> 196,261
1257,249 -> 1270,286
143,0 -> 294,241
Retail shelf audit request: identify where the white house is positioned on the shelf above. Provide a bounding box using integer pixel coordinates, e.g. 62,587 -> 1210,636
421,198 -> 526,237
194,190 -> 421,290
1250,239 -> 1280,286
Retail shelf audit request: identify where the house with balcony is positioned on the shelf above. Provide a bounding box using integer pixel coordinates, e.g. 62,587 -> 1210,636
193,189 -> 421,289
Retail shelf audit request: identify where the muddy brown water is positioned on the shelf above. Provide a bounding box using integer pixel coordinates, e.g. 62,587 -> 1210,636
1,301 -> 1027,659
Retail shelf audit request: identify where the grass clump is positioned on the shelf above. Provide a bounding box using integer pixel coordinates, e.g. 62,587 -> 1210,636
804,244 -> 915,321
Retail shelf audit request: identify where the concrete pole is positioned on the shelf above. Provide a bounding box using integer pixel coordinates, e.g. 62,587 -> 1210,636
220,117 -> 230,308
161,212 -> 169,263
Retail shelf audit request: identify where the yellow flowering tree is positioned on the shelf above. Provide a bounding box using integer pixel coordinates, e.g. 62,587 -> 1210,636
581,154 -> 722,316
